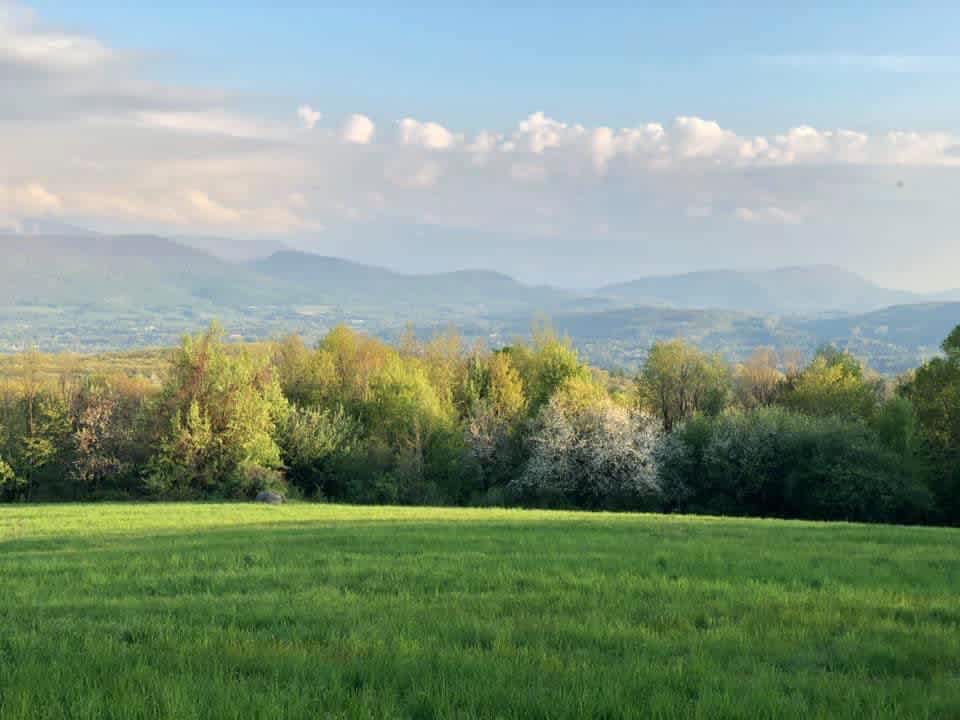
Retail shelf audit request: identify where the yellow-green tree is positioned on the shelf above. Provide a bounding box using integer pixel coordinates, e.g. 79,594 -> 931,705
780,347 -> 881,421
637,339 -> 730,432
146,324 -> 288,498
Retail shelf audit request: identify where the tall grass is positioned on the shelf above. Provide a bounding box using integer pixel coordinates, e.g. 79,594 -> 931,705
1,504 -> 958,718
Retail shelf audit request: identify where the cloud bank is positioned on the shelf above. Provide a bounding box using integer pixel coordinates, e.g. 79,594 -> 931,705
1,2 -> 958,290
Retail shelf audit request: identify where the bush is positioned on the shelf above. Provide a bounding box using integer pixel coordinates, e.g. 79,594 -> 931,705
280,405 -> 357,498
657,407 -> 933,523
228,463 -> 288,500
0,455 -> 24,501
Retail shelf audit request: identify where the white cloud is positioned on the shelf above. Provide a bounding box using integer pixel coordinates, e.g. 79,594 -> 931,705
182,190 -> 304,232
513,112 -> 586,154
186,190 -> 240,224
297,105 -> 321,130
1,182 -> 62,216
398,118 -> 456,149
0,5 -> 112,70
135,111 -> 272,139
672,116 -> 738,159
341,113 -> 375,144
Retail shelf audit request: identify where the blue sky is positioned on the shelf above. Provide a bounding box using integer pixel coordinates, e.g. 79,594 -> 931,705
29,2 -> 960,133
3,2 -> 960,290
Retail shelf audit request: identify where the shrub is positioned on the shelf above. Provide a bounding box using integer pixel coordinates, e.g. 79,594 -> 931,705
280,405 -> 357,498
658,407 -> 933,523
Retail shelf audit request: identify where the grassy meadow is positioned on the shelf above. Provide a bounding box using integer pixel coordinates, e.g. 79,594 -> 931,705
1,504 -> 958,719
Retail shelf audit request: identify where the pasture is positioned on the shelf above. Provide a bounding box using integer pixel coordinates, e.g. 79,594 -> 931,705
1,504 -> 958,718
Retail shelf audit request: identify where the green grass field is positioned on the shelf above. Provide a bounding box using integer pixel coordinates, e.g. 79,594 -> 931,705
1,504 -> 958,719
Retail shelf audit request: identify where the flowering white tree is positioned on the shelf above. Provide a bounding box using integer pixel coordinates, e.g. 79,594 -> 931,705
513,384 -> 661,508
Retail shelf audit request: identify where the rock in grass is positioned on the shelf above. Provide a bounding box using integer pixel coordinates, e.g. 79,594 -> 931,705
255,491 -> 284,504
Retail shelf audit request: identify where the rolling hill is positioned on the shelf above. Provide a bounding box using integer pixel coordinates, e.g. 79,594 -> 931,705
597,265 -> 920,314
0,235 -> 569,313
0,234 -> 282,308
0,231 -> 955,373
249,251 -> 570,312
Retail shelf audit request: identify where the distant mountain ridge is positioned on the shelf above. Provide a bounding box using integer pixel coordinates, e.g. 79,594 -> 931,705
1,231 -> 956,373
596,265 -> 922,314
249,250 -> 570,312
0,231 -> 954,318
0,235 -> 570,313
0,234 -> 281,307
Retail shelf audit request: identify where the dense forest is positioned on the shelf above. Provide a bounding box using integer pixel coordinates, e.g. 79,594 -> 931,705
0,322 -> 957,526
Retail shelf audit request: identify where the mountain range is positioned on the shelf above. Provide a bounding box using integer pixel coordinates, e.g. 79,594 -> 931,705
0,231 -> 957,372
595,265 -> 935,314
2,231 -> 956,313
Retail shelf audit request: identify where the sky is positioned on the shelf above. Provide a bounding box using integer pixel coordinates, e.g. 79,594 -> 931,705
2,1 -> 959,290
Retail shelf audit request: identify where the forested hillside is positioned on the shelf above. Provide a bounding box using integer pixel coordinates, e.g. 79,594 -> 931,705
540,302 -> 960,373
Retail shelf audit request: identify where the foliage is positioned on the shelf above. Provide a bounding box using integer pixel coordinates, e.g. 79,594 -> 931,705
779,346 -> 881,421
657,407 -> 933,523
0,321 -> 957,526
514,382 -> 661,509
462,351 -> 527,497
900,325 -> 960,524
636,339 -> 730,432
732,348 -> 784,409
144,324 -> 288,498
279,405 -> 358,498
509,326 -> 591,412
0,451 -> 23,501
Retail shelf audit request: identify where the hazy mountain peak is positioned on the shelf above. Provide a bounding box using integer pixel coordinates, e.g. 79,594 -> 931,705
598,264 -> 920,314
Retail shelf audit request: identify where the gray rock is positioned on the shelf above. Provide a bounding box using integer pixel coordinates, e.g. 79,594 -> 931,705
255,491 -> 284,504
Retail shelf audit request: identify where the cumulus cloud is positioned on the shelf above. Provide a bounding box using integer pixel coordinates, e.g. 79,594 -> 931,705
673,116 -> 737,159
341,113 -> 375,144
297,105 -> 321,130
512,112 -> 587,154
398,118 -> 456,149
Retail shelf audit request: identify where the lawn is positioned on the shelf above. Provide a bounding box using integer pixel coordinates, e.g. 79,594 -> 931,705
1,504 -> 958,719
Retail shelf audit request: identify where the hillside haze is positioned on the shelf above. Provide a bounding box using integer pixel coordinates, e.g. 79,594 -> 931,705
597,265 -> 921,314
1,232 -> 945,313
249,251 -> 571,312
0,234 -> 281,307
1,231 -> 956,372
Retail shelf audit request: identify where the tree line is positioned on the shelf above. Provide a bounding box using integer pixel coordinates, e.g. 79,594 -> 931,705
0,322 -> 957,525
